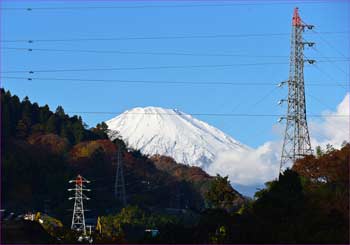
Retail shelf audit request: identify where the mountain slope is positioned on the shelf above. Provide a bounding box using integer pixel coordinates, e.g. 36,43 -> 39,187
2,89 -> 237,213
106,107 -> 249,168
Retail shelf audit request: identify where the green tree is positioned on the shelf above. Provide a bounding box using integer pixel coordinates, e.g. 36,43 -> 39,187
60,124 -> 68,138
2,109 -> 11,138
72,121 -> 84,144
15,119 -> 28,138
31,102 -> 40,125
21,96 -> 32,126
39,105 -> 51,123
93,122 -> 109,139
210,225 -> 228,243
55,105 -> 65,118
193,208 -> 232,243
205,175 -> 238,210
253,169 -> 304,218
46,115 -> 57,133
232,170 -> 306,243
117,205 -> 146,225
315,145 -> 323,158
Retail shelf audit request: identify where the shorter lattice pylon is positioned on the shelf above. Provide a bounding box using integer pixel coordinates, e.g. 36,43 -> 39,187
68,174 -> 91,234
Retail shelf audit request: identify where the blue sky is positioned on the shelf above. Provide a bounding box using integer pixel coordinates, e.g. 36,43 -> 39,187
1,0 -> 349,149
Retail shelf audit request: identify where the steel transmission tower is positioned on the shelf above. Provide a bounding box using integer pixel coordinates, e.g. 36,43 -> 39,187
113,145 -> 127,206
279,8 -> 315,174
68,174 -> 91,234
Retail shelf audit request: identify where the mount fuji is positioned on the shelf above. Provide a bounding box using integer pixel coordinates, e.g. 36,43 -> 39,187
105,106 -> 250,169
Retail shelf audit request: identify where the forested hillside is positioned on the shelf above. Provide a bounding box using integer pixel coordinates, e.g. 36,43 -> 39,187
1,89 -> 348,244
0,88 -> 240,218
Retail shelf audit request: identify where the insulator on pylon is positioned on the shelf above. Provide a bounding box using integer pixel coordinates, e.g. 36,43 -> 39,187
302,41 -> 315,47
277,80 -> 288,87
305,24 -> 314,30
307,42 -> 315,47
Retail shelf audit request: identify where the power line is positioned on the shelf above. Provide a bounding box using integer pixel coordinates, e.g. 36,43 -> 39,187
306,21 -> 350,78
2,60 -> 349,74
0,63 -> 289,74
312,62 -> 349,88
0,47 -> 293,57
0,1 -> 337,11
62,111 -> 349,118
246,86 -> 279,110
312,29 -> 349,59
311,47 -> 349,76
1,76 -> 347,87
2,31 -> 348,43
2,47 -> 349,60
306,92 -> 337,110
216,86 -> 280,132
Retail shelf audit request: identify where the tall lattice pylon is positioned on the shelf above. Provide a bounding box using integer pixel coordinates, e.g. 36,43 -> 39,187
113,145 -> 127,206
68,174 -> 91,234
279,7 -> 315,174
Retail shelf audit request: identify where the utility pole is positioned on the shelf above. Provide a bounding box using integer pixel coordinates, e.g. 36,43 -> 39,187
113,145 -> 127,206
68,174 -> 91,235
279,7 -> 314,174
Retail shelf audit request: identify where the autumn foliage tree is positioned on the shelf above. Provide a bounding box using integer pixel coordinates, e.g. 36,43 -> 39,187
292,143 -> 349,225
205,175 -> 240,210
293,143 -> 349,184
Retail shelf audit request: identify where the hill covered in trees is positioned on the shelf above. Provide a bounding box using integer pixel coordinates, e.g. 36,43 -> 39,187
0,89 -> 243,239
94,145 -> 349,244
1,88 -> 348,244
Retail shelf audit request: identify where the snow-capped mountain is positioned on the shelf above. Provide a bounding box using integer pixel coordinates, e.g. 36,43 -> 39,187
105,107 -> 250,168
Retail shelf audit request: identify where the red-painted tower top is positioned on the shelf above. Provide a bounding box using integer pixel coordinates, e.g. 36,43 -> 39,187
76,175 -> 83,186
292,7 -> 302,26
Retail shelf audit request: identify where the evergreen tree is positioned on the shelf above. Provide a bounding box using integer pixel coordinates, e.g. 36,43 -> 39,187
31,102 -> 40,125
21,96 -> 32,125
55,106 -> 65,118
99,122 -> 109,133
93,122 -> 109,139
46,115 -> 57,133
315,145 -> 323,157
72,121 -> 84,144
39,105 -> 51,123
1,92 -> 11,139
15,119 -> 29,138
60,124 -> 68,139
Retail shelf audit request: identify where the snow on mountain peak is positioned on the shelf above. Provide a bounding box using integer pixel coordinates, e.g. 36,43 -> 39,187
105,106 -> 249,168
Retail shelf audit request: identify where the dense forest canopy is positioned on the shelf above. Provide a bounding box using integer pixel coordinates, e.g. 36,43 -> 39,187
1,88 -> 239,216
1,89 -> 349,244
1,89 -> 107,144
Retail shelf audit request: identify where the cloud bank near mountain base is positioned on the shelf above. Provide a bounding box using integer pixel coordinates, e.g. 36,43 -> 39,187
206,93 -> 349,187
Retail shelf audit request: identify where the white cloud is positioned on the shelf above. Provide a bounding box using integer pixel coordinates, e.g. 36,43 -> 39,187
206,93 -> 350,187
206,141 -> 281,186
309,93 -> 350,149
